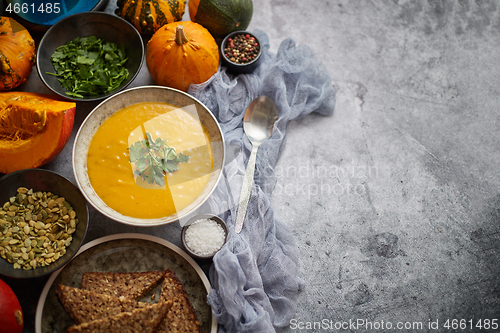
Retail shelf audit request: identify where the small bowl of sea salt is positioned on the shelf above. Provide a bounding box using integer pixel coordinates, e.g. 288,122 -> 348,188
181,214 -> 228,260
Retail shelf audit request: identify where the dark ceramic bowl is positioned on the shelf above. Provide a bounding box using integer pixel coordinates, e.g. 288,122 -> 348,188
181,214 -> 228,261
221,30 -> 262,75
0,169 -> 89,279
37,11 -> 144,102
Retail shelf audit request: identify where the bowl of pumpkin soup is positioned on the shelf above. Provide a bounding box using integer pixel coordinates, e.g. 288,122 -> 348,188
72,86 -> 225,226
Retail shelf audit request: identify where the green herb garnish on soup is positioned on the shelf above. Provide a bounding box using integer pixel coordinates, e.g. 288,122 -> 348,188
47,36 -> 129,98
128,132 -> 189,187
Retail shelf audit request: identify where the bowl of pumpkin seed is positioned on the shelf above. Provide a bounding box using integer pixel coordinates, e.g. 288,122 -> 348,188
0,169 -> 88,279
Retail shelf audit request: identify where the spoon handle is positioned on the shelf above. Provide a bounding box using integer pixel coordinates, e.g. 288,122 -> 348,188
235,144 -> 259,233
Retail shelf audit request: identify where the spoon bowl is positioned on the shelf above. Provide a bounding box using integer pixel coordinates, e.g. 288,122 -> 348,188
235,96 -> 278,233
243,96 -> 278,144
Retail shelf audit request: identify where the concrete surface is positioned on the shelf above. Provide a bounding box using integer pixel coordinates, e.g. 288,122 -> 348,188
266,0 -> 500,331
2,0 -> 500,332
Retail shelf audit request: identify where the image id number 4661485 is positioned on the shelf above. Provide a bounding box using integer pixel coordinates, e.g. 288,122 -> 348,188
5,2 -> 61,14
443,319 -> 498,330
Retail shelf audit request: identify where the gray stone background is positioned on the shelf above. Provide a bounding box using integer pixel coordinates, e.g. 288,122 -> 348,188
3,0 -> 500,332
266,0 -> 500,332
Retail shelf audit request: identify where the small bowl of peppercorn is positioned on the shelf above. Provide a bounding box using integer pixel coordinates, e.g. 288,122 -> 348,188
221,31 -> 262,75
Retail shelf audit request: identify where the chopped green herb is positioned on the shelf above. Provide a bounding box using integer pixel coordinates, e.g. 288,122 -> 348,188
47,36 -> 129,98
128,132 -> 190,186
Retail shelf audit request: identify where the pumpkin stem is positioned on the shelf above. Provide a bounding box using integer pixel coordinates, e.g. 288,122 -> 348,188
175,25 -> 189,46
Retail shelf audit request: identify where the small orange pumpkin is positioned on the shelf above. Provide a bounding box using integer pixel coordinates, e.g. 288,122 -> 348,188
146,21 -> 219,92
0,92 -> 76,174
0,17 -> 36,91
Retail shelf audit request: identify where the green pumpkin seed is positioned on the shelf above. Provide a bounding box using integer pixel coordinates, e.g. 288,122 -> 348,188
0,187 -> 78,270
17,187 -> 28,194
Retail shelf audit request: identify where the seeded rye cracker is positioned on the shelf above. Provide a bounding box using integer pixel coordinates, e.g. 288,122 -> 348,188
55,284 -> 149,324
65,269 -> 201,332
65,301 -> 171,333
81,270 -> 165,301
156,269 -> 202,333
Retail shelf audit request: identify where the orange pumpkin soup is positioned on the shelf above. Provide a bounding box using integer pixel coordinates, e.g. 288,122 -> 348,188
86,102 -> 213,219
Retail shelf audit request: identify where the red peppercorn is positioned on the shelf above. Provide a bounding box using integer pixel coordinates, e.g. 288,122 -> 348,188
224,33 -> 260,65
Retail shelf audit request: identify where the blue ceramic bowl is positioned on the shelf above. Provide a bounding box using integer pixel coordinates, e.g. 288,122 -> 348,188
5,0 -> 109,32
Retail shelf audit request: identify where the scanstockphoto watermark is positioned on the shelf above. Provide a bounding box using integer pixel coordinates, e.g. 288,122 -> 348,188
289,318 -> 500,331
290,318 -> 424,331
273,161 -> 379,198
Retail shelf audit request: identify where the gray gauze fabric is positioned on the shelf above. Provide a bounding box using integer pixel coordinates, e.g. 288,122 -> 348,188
188,30 -> 336,333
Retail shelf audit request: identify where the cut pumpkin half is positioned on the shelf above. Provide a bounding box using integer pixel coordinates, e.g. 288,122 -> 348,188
0,92 -> 76,174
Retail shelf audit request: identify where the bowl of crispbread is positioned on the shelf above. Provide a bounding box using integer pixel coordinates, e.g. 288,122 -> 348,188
36,234 -> 217,333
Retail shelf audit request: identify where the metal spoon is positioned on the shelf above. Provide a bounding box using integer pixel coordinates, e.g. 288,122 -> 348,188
235,95 -> 278,233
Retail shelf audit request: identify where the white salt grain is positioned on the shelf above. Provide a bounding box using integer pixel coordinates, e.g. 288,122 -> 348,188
185,218 -> 226,256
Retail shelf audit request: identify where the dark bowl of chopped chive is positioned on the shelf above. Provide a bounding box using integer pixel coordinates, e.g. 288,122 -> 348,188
221,30 -> 263,75
37,11 -> 144,102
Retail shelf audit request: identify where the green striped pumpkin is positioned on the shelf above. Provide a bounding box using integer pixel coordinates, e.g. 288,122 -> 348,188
115,0 -> 185,35
189,0 -> 253,39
